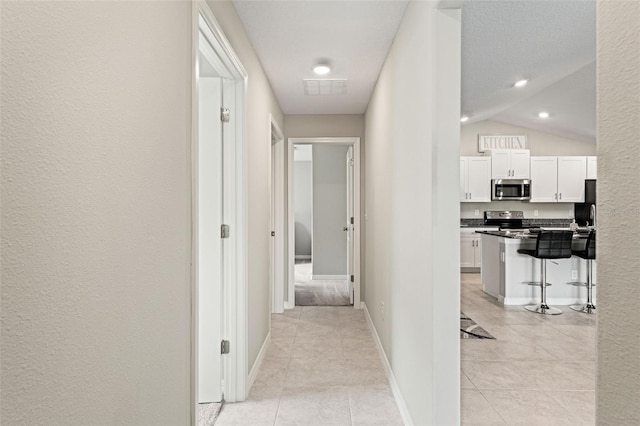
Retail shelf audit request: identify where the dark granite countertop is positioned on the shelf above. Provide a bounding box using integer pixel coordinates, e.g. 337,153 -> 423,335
461,218 -> 573,228
476,230 -> 591,239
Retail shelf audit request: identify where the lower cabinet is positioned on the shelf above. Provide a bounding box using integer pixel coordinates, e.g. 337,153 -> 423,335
460,229 -> 483,270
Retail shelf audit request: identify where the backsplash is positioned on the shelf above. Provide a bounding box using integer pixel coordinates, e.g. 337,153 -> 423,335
461,218 -> 573,227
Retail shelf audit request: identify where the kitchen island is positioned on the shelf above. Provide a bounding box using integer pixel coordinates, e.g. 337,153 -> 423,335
477,230 -> 597,306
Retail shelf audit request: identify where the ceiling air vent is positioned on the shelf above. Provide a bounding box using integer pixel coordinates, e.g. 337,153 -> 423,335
303,79 -> 348,96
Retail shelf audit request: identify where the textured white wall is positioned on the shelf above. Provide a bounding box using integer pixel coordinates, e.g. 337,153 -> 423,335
596,1 -> 640,424
207,0 -> 284,369
364,3 -> 460,424
1,2 -> 192,424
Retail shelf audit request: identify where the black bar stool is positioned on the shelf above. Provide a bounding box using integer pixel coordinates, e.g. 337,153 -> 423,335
518,230 -> 574,315
570,230 -> 596,314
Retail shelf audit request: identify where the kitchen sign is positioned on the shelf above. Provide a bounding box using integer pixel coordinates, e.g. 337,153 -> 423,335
478,135 -> 528,152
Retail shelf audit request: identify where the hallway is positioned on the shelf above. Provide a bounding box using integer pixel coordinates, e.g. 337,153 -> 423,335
214,306 -> 403,425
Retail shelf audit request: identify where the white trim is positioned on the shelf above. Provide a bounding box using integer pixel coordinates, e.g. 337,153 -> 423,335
247,332 -> 271,392
362,303 -> 414,426
311,275 -> 349,281
270,114 -> 285,314
287,137 -> 362,310
295,255 -> 312,260
191,1 -> 249,415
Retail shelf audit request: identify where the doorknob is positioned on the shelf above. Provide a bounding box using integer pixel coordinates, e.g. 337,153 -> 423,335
343,227 -> 348,231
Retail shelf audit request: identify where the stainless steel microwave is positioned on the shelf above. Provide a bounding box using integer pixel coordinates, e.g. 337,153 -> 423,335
492,179 -> 531,201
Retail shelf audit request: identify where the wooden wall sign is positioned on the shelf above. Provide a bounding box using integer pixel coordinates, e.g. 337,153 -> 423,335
478,135 -> 528,152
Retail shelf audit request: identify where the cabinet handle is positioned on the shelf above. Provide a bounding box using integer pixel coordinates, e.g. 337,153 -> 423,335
469,192 -> 472,199
555,193 -> 558,200
559,193 -> 562,200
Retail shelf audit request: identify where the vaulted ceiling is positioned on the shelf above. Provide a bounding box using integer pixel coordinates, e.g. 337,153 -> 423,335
232,0 -> 596,142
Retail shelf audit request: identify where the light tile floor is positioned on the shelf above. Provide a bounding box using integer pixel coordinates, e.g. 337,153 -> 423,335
461,273 -> 596,426
215,306 -> 404,426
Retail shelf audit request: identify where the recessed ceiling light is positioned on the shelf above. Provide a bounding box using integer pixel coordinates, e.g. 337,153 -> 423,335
460,116 -> 469,123
514,79 -> 529,88
538,111 -> 550,119
313,64 -> 331,75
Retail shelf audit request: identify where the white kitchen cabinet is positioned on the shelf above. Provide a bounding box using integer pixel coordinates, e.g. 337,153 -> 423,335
488,149 -> 530,179
530,156 -> 587,202
530,157 -> 559,202
586,156 -> 597,179
460,157 -> 491,202
460,228 -> 487,269
557,156 -> 587,201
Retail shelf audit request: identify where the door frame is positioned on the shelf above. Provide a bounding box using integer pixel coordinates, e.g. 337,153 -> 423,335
270,115 -> 285,314
191,1 -> 248,418
286,137 -> 362,309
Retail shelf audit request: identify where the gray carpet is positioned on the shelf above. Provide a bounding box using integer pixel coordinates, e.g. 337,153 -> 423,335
295,261 -> 351,306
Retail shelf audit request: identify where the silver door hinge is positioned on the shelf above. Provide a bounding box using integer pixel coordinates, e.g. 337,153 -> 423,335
350,275 -> 354,283
350,217 -> 354,225
220,107 -> 230,123
221,224 -> 230,239
221,340 -> 230,354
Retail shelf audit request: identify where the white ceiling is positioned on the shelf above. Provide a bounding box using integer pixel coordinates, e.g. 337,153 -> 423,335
461,0 -> 596,142
232,0 -> 408,114
232,0 -> 596,142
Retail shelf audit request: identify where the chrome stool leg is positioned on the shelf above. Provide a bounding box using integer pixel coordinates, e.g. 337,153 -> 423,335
571,259 -> 596,314
526,259 -> 562,315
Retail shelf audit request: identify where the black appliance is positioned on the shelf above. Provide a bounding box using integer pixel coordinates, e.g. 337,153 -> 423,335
574,180 -> 596,226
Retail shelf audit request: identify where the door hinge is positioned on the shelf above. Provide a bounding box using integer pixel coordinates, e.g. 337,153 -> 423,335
271,231 -> 276,237
221,340 -> 230,354
221,224 -> 230,239
350,217 -> 354,225
350,275 -> 354,283
220,107 -> 230,123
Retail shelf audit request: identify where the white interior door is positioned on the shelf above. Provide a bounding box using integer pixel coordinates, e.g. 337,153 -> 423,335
346,147 -> 354,304
197,44 -> 224,403
271,130 -> 285,314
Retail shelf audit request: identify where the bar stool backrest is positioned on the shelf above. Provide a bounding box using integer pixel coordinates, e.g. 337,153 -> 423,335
584,230 -> 596,259
535,230 -> 574,259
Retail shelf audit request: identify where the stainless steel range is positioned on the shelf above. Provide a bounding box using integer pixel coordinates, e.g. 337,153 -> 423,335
483,210 -> 538,231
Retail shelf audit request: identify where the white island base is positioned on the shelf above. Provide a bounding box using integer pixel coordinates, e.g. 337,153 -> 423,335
480,233 -> 597,306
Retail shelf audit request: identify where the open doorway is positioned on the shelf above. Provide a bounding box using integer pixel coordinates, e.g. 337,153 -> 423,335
192,3 -> 248,422
287,137 -> 361,308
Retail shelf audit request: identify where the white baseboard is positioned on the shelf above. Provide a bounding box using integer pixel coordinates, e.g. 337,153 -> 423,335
295,255 -> 311,260
247,332 -> 270,392
311,274 -> 348,280
362,302 -> 413,426
284,301 -> 295,310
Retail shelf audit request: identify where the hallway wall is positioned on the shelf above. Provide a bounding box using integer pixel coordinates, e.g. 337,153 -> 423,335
364,2 -> 460,424
597,1 -> 640,423
1,1 -> 284,423
206,0 -> 284,374
1,2 -> 193,424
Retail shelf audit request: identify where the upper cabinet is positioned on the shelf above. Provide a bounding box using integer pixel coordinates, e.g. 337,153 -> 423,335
530,156 -> 587,202
586,156 -> 597,179
460,157 -> 491,202
488,149 -> 530,179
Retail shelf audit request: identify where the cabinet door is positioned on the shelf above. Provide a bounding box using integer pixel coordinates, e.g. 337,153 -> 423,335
460,158 -> 469,202
467,157 -> 492,202
490,150 -> 511,179
530,157 -> 558,202
474,237 -> 482,267
557,156 -> 587,202
460,234 -> 476,268
510,150 -> 531,178
586,156 -> 597,179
